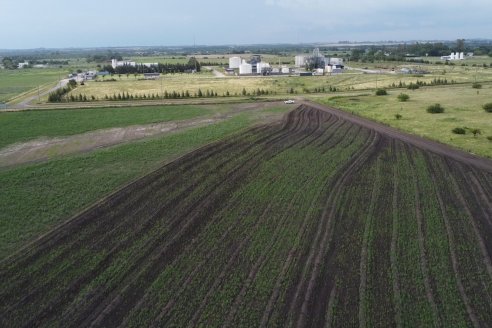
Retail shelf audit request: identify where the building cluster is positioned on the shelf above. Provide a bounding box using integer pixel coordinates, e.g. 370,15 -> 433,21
295,48 -> 344,75
440,52 -> 473,61
228,55 -> 276,75
228,48 -> 345,76
111,59 -> 157,69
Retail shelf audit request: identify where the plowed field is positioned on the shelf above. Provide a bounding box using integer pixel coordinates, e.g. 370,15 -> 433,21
1,104 -> 492,327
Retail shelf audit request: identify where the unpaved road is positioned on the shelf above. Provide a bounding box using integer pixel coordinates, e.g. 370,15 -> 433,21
15,79 -> 69,109
0,117 -> 222,168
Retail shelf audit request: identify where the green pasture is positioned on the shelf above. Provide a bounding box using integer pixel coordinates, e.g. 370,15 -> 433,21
0,68 -> 67,102
314,83 -> 492,158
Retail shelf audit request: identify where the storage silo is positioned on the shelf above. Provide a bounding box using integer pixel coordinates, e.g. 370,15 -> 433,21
256,62 -> 270,74
460,52 -> 464,60
295,55 -> 306,67
239,63 -> 253,75
229,56 -> 242,69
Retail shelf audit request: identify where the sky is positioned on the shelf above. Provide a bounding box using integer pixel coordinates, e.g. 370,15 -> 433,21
0,0 -> 490,49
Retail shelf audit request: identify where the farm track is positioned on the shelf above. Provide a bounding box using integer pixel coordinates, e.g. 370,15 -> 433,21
1,103 -> 492,327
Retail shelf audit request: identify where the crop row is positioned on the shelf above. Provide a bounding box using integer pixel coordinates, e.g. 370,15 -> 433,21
1,105 -> 491,327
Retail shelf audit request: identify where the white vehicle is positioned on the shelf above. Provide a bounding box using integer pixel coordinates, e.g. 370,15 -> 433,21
284,100 -> 295,104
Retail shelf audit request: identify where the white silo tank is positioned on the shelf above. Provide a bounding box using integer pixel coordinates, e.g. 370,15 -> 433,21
239,63 -> 252,75
229,56 -> 241,69
460,52 -> 464,60
256,62 -> 270,74
295,55 -> 306,67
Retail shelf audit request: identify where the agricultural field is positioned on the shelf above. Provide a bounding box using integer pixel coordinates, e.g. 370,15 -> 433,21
1,105 -> 491,327
0,102 -> 290,258
0,68 -> 67,103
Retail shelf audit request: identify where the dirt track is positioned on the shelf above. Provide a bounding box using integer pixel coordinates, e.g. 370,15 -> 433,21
0,117 -> 222,168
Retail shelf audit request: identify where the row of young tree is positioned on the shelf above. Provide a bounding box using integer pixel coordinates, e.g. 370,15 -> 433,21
47,80 -> 77,102
60,88 -> 277,102
101,58 -> 201,75
388,78 -> 456,89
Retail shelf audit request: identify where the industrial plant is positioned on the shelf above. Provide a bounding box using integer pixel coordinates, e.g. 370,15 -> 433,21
229,48 -> 344,76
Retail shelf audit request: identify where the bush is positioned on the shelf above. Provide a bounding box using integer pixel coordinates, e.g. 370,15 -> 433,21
375,89 -> 387,96
472,82 -> 482,89
397,93 -> 409,102
395,114 -> 402,120
452,127 -> 466,134
407,83 -> 420,90
487,136 -> 492,141
483,103 -> 492,112
427,103 -> 445,114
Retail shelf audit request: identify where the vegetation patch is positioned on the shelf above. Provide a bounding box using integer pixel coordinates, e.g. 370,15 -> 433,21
426,103 -> 445,114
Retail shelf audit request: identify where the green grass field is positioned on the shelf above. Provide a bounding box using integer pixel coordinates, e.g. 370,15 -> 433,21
314,83 -> 492,158
0,68 -> 68,103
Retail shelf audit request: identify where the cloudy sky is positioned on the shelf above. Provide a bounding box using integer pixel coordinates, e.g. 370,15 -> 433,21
0,0 -> 490,48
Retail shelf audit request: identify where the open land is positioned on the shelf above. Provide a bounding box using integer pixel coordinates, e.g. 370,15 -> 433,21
1,104 -> 491,327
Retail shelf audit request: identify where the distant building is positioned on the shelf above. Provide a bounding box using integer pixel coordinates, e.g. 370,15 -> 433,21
239,61 -> 253,75
229,56 -> 242,69
18,61 -> 29,69
143,73 -> 160,80
84,71 -> 97,80
295,55 -> 307,67
441,52 -> 465,61
111,59 -> 136,69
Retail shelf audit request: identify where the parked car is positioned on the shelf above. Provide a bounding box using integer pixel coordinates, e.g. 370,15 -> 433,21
284,100 -> 295,104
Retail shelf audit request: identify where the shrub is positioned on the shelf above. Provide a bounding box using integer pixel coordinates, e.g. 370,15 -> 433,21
395,114 -> 402,120
375,89 -> 387,96
427,103 -> 445,114
397,93 -> 409,102
472,82 -> 482,89
483,103 -> 492,112
407,83 -> 420,90
487,136 -> 492,141
452,127 -> 466,135
469,128 -> 481,138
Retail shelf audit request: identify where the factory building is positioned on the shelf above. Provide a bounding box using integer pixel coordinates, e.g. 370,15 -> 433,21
295,55 -> 307,67
111,59 -> 136,69
229,56 -> 242,69
239,60 -> 253,75
440,52 -> 465,61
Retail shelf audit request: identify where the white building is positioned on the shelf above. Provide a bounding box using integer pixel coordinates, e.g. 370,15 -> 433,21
441,52 -> 465,61
328,58 -> 344,65
239,61 -> 253,75
111,59 -> 137,69
295,55 -> 307,67
18,61 -> 29,68
256,62 -> 271,74
281,66 -> 290,74
229,56 -> 242,69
